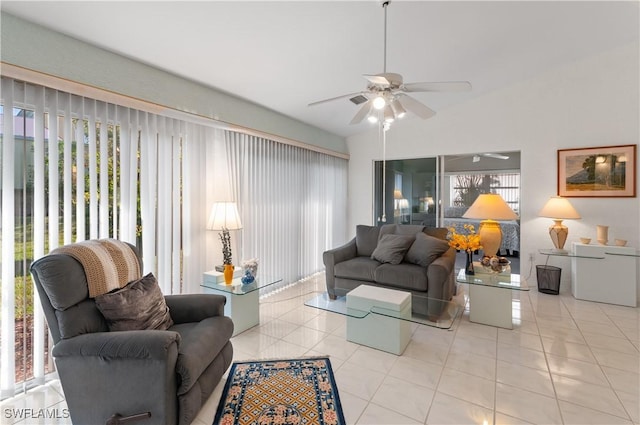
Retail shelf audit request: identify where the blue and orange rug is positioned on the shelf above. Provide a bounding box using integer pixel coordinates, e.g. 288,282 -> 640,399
213,357 -> 345,425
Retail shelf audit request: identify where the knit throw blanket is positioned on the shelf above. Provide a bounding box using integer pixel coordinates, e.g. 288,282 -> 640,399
53,239 -> 141,298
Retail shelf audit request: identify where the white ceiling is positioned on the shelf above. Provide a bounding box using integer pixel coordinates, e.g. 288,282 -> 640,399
2,1 -> 639,138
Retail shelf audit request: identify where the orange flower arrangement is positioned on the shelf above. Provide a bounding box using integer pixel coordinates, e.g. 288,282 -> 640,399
447,224 -> 482,252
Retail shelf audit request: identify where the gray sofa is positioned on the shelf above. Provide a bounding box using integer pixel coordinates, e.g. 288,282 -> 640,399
323,224 -> 456,318
30,242 -> 233,425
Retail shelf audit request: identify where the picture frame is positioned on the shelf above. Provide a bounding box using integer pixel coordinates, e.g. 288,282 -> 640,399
558,144 -> 636,197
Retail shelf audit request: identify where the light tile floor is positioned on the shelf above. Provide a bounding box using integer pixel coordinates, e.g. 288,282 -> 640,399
2,273 -> 638,425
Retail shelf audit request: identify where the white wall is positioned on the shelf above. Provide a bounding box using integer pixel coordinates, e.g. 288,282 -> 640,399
347,43 -> 640,297
0,12 -> 347,155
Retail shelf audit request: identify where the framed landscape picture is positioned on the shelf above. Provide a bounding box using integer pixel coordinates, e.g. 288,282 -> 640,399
558,144 -> 636,197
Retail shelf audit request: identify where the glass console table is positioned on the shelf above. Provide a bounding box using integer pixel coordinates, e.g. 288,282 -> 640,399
456,269 -> 528,329
539,243 -> 637,307
201,275 -> 282,336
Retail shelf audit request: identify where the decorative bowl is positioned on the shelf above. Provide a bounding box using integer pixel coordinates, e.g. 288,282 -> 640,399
615,239 -> 627,247
480,255 -> 511,273
580,237 -> 591,244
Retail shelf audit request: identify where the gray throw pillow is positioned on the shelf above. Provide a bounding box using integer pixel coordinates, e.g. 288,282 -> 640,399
356,225 -> 381,257
405,232 -> 451,267
95,273 -> 173,332
371,234 -> 415,265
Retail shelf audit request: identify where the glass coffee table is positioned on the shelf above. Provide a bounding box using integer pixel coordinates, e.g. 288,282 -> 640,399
305,290 -> 461,330
456,269 -> 528,329
201,275 -> 282,336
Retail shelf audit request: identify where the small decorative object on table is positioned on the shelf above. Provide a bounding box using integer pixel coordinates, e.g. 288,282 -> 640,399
240,270 -> 254,285
240,258 -> 258,285
447,224 -> 482,276
596,225 -> 609,245
242,258 -> 258,277
480,255 -> 511,274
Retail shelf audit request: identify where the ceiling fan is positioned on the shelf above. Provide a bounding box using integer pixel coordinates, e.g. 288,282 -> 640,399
446,153 -> 511,163
308,1 -> 472,125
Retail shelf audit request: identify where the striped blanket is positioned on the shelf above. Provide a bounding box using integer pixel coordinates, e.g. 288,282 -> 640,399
53,239 -> 141,298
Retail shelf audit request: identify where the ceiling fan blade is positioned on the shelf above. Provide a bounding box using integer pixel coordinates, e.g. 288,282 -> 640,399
308,92 -> 364,107
402,81 -> 472,93
363,74 -> 391,87
397,95 -> 436,120
483,153 -> 510,160
350,100 -> 373,125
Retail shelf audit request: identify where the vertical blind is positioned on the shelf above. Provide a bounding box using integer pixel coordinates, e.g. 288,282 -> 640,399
223,131 -> 348,286
0,77 -> 209,398
1,76 -> 349,398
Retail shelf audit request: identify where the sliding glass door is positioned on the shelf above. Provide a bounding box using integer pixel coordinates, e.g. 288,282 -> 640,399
373,152 -> 521,259
373,157 -> 438,226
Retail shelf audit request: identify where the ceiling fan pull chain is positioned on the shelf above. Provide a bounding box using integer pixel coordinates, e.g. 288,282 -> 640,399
379,120 -> 387,222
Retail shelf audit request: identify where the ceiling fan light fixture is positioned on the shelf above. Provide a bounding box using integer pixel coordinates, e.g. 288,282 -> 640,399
373,95 -> 386,110
390,99 -> 406,119
367,114 -> 379,124
383,105 -> 395,123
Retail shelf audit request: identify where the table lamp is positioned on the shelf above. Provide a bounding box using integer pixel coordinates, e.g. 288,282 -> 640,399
462,193 -> 518,257
207,202 -> 243,272
538,196 -> 581,253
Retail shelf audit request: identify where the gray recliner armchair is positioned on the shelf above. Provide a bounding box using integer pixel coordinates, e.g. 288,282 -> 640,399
30,241 -> 233,425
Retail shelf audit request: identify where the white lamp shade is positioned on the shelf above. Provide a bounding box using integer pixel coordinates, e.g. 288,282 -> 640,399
538,196 -> 581,219
462,193 -> 517,257
462,194 -> 518,220
207,202 -> 243,231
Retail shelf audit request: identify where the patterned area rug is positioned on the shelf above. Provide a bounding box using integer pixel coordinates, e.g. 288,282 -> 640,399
213,357 -> 345,425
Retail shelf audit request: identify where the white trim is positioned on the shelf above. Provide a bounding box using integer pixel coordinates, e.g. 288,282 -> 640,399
1,62 -> 349,160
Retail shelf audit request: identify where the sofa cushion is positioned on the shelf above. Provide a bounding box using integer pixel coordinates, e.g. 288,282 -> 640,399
371,234 -> 415,265
424,227 -> 449,240
405,233 -> 451,268
334,257 -> 380,282
95,273 -> 174,332
355,225 -> 380,257
374,263 -> 428,291
378,224 -> 425,239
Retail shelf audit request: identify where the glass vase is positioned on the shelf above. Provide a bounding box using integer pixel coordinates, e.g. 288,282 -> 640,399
465,250 -> 475,275
223,264 -> 234,285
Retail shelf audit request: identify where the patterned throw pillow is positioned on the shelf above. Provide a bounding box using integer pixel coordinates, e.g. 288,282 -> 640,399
95,273 -> 173,331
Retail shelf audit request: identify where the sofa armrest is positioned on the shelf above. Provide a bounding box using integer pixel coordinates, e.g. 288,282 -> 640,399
426,247 -> 456,301
323,238 -> 357,298
52,330 -> 180,361
323,238 -> 357,266
165,294 -> 226,324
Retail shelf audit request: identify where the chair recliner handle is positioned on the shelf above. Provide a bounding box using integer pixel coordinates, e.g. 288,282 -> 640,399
106,412 -> 151,425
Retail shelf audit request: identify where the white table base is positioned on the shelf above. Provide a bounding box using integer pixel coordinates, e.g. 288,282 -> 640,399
468,284 -> 513,329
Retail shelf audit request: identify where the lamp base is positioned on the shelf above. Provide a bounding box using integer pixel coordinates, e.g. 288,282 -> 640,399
549,219 -> 568,251
478,219 -> 503,257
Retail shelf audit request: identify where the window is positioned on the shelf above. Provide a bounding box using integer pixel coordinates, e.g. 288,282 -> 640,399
1,77 -> 206,398
448,172 -> 521,213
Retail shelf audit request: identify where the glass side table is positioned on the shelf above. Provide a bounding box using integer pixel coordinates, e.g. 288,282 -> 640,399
201,274 -> 282,336
456,269 -> 528,329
